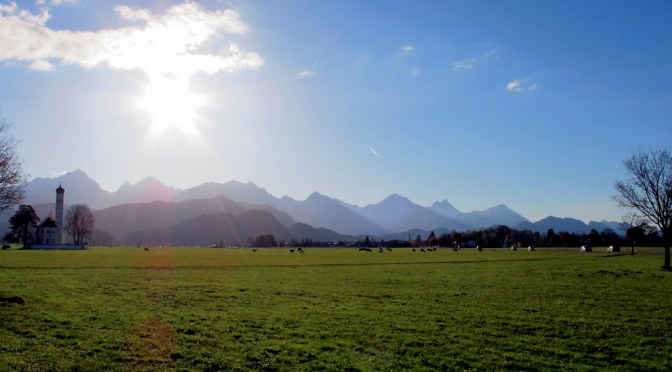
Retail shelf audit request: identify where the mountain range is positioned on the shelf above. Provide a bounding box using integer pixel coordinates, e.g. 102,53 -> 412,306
16,169 -> 621,244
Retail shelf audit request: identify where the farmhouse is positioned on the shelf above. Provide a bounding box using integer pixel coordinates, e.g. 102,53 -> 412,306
31,184 -> 87,250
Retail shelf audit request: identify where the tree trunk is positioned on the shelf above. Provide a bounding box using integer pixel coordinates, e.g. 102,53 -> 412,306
665,246 -> 671,270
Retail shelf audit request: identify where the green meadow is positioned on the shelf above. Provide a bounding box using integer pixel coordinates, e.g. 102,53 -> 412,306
1,247 -> 670,371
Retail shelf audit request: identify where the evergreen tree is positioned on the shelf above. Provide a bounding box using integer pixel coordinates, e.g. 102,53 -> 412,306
4,204 -> 40,248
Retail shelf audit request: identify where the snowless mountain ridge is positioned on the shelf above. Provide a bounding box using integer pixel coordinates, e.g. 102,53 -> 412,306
23,170 -> 620,235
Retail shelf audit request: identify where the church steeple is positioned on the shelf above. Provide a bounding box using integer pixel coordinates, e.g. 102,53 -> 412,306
55,184 -> 65,244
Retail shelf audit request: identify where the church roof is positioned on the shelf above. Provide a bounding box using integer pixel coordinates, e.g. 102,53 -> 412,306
39,216 -> 57,228
56,183 -> 64,193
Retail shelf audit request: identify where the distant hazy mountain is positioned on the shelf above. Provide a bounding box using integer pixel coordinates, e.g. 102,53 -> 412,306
122,210 -> 351,246
21,169 -> 619,238
515,216 -> 621,234
25,169 -> 111,208
587,221 -> 621,233
176,183 -> 386,235
461,204 -> 529,229
360,194 -> 472,232
276,192 -> 386,236
112,176 -> 180,205
174,180 -> 275,205
94,195 -> 295,238
429,200 -> 461,217
430,200 -> 529,228
25,170 -> 178,209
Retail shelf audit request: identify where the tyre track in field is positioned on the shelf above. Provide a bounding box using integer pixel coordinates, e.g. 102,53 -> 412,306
0,255 -> 566,271
122,248 -> 178,370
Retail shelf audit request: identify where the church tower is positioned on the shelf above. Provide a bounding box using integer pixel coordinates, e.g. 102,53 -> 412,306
55,184 -> 64,244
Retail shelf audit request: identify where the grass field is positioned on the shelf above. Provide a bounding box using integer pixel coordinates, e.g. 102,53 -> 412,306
1,246 -> 671,371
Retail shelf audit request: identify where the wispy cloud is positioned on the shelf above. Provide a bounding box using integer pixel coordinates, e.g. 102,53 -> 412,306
452,50 -> 496,71
410,67 -> 421,75
506,79 -> 538,92
0,2 -> 263,76
452,58 -> 476,71
35,0 -> 80,6
369,146 -> 381,158
402,45 -> 414,52
298,70 -> 314,77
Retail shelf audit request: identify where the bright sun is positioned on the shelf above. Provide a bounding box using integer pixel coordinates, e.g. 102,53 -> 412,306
137,75 -> 206,137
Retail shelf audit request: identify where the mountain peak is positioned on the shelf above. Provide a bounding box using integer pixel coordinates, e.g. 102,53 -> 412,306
117,181 -> 133,191
430,199 -> 460,216
137,176 -> 162,185
381,194 -> 412,204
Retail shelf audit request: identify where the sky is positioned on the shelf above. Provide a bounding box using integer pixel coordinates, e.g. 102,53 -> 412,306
1,0 -> 671,223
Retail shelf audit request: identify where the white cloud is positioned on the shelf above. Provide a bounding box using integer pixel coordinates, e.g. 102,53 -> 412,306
402,45 -> 414,51
0,2 -> 263,76
507,79 -> 524,92
410,67 -> 421,75
506,79 -> 538,92
298,70 -> 314,77
369,146 -> 381,158
29,59 -> 53,71
0,3 -> 17,14
114,5 -> 151,22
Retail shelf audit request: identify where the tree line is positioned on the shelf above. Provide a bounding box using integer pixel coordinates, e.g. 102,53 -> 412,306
235,223 -> 663,249
4,204 -> 95,248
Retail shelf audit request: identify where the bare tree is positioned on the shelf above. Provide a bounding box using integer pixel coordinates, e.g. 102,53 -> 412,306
0,113 -> 26,212
64,204 -> 95,245
614,148 -> 672,270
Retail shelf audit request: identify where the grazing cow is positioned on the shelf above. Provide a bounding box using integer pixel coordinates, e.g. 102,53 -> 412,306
581,245 -> 592,253
420,248 -> 426,252
607,245 -> 620,253
290,249 -> 295,253
252,249 -> 257,253
412,248 -> 416,252
453,247 -> 458,251
528,246 -> 536,252
387,247 -> 392,252
476,246 -> 482,252
379,248 -> 384,253
143,247 -> 149,251
511,246 -> 518,251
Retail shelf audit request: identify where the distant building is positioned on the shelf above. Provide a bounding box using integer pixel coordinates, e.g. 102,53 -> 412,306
35,214 -> 58,245
32,184 -> 86,250
55,184 -> 64,243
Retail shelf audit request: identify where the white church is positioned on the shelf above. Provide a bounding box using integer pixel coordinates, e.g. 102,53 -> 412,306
31,184 -> 87,250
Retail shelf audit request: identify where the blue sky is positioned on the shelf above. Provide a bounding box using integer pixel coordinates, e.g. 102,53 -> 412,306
1,0 -> 671,222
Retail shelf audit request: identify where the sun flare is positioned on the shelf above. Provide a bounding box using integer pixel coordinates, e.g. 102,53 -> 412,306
137,75 -> 207,136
